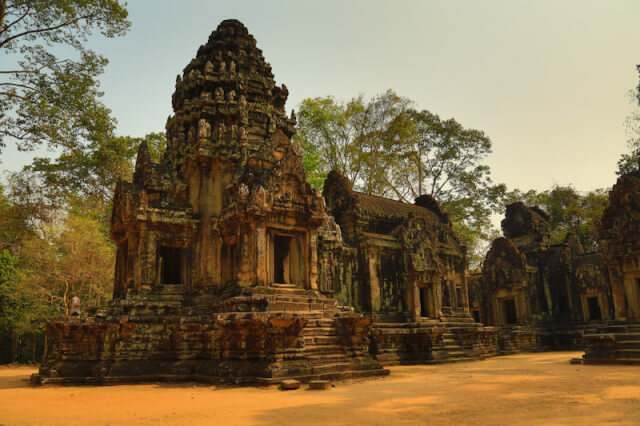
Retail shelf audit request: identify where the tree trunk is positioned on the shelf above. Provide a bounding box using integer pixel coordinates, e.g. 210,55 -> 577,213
41,332 -> 48,364
32,333 -> 37,364
0,0 -> 7,35
63,280 -> 69,316
11,330 -> 17,363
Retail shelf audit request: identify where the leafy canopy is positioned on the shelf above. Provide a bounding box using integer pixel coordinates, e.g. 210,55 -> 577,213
295,90 -> 506,264
0,0 -> 130,153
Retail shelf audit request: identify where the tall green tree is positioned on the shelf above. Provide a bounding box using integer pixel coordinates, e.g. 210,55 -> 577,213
0,0 -> 130,154
296,91 -> 506,264
387,109 -> 507,260
295,90 -> 414,196
8,132 -> 166,228
505,185 -> 608,252
616,65 -> 640,176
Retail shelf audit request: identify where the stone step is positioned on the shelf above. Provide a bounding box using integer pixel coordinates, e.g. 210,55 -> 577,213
303,327 -> 338,337
304,344 -> 346,354
616,349 -> 640,358
307,353 -> 350,363
304,336 -> 341,345
311,362 -> 352,375
616,341 -> 640,349
151,285 -> 186,295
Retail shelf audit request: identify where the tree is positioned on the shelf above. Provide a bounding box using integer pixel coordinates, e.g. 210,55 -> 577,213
0,182 -> 33,252
505,185 -> 609,252
7,132 -> 166,229
295,90 -> 414,195
0,0 -> 130,154
296,91 -> 506,265
386,109 -> 507,262
616,65 -> 640,176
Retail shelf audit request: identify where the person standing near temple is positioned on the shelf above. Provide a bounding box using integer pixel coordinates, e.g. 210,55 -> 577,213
71,292 -> 81,317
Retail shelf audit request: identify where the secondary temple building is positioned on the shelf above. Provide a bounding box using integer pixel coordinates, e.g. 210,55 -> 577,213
583,165 -> 640,363
477,202 -> 612,328
34,20 -> 489,385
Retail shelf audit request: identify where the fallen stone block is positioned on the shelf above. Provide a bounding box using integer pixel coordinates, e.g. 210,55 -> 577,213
280,379 -> 301,390
309,380 -> 330,390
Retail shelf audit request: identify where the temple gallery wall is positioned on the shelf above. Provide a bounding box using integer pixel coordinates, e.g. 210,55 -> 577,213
32,20 -> 640,386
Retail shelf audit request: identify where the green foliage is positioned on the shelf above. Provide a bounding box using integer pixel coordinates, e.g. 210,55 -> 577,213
0,249 -> 51,338
0,0 -> 130,153
616,68 -> 640,176
295,90 -> 506,263
506,185 -> 609,252
295,90 -> 414,194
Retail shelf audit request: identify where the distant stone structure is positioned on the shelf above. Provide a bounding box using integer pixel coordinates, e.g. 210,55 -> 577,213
322,171 -> 500,364
471,202 -> 612,351
583,165 -> 640,363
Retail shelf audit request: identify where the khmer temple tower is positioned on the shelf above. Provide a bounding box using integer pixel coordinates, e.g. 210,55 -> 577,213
33,20 -> 387,385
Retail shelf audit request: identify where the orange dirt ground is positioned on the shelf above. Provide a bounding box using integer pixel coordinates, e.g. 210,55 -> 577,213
1,352 -> 640,425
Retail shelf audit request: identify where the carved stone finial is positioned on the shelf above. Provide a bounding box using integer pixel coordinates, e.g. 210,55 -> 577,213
216,121 -> 226,140
199,91 -> 212,105
239,126 -> 248,143
187,126 -> 196,144
215,87 -> 224,102
238,183 -> 249,201
204,61 -> 214,74
197,118 -> 211,141
227,90 -> 236,102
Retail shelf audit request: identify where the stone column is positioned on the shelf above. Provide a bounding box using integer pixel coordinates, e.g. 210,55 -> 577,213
199,164 -> 213,287
309,230 -> 318,291
255,226 -> 267,287
368,251 -> 381,313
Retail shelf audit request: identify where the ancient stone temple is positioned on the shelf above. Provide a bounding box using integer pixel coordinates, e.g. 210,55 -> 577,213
473,202 -> 612,351
34,20 -> 387,385
322,171 -> 498,364
583,165 -> 640,364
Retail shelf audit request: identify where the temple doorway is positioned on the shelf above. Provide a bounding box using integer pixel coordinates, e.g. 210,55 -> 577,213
273,234 -> 291,284
502,298 -> 518,325
269,230 -> 305,288
160,246 -> 184,285
418,284 -> 435,318
587,296 -> 602,320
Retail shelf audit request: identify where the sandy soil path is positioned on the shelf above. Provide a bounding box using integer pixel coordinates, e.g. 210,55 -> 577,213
1,352 -> 639,425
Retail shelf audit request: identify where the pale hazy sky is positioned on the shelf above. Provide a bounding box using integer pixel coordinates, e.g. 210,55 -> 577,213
3,0 -> 640,194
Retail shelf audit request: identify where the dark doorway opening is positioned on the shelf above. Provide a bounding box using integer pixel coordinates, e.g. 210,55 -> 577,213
273,235 -> 291,284
221,243 -> 235,283
558,286 -> 571,315
419,287 -> 427,317
472,310 -> 481,323
587,296 -> 602,320
502,299 -> 518,325
441,280 -> 451,307
160,246 -> 183,284
114,240 -> 128,298
456,287 -> 464,308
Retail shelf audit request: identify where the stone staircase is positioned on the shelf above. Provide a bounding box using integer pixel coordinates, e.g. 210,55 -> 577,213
440,331 -> 472,362
303,318 -> 353,378
211,286 -> 352,315
583,323 -> 640,364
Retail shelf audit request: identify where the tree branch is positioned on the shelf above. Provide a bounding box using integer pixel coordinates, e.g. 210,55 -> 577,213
0,14 -> 93,49
0,4 -> 29,37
